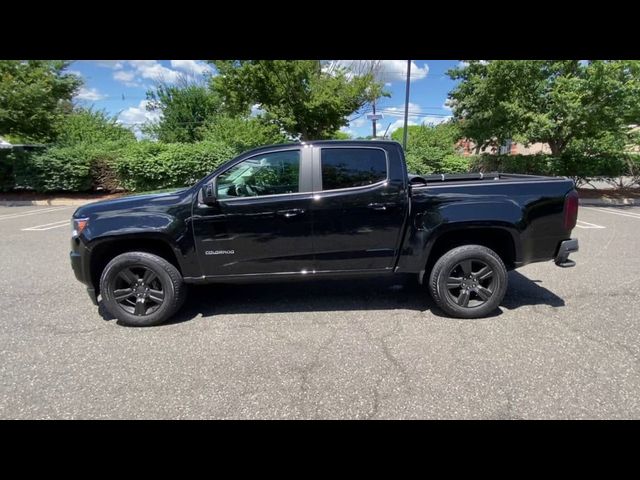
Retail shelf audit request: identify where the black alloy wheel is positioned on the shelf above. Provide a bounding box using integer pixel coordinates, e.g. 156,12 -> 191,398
428,244 -> 508,319
111,265 -> 165,316
443,259 -> 496,308
99,251 -> 186,327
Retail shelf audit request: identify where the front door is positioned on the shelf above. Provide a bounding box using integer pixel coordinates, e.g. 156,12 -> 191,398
310,146 -> 407,272
192,148 -> 315,277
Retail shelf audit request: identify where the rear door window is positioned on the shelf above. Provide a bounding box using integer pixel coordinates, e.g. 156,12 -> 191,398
320,148 -> 387,191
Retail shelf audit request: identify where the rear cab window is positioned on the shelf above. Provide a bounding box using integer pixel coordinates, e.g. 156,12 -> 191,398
320,148 -> 387,191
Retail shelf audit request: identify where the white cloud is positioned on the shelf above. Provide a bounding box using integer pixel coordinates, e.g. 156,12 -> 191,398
379,102 -> 423,118
127,60 -> 181,83
114,70 -> 135,82
385,114 -> 452,134
66,70 -> 83,77
118,100 -> 161,125
442,101 -> 452,111
458,60 -> 488,68
350,116 -> 368,128
381,60 -> 428,82
113,69 -> 142,87
75,87 -> 106,101
421,115 -> 452,126
387,118 -> 418,133
328,60 -> 429,83
117,100 -> 162,138
170,60 -> 214,76
250,103 -> 265,117
339,126 -> 355,138
96,60 -> 123,69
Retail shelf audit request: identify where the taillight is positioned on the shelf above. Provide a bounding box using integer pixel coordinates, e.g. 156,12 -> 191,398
563,190 -> 579,231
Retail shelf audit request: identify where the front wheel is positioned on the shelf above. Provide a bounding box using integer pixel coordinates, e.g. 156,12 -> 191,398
99,251 -> 186,327
428,244 -> 508,318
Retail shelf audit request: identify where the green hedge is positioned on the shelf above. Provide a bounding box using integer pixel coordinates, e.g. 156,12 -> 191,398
2,142 -> 638,194
406,151 -> 471,175
0,141 -> 238,193
468,153 -> 640,180
115,141 -> 237,192
0,149 -> 14,192
13,145 -> 93,192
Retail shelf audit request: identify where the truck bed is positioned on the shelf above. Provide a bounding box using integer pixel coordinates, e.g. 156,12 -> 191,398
408,172 -> 568,187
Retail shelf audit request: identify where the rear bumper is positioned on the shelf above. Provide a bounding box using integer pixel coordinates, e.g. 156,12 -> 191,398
555,238 -> 579,268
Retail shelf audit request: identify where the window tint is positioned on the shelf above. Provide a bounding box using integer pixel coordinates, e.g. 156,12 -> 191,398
321,148 -> 387,191
217,150 -> 300,198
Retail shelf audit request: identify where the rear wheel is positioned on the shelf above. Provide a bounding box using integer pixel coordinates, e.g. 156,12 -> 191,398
428,244 -> 507,318
99,251 -> 186,326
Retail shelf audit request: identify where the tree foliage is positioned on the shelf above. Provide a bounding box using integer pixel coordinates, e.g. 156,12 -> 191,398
392,122 -> 469,174
57,107 -> 135,146
447,60 -> 640,156
200,115 -> 288,153
210,60 -> 384,141
0,60 -> 82,142
144,76 -> 222,143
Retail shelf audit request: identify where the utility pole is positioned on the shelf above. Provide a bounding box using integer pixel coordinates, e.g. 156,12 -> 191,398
372,100 -> 377,138
402,60 -> 411,150
366,99 -> 383,139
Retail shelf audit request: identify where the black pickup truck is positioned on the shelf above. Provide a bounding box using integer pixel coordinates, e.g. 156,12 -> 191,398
70,140 -> 579,326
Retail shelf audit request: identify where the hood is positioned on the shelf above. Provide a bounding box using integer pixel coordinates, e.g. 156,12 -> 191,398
73,187 -> 192,218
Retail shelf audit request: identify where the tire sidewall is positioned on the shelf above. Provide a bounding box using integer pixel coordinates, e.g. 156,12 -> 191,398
432,246 -> 508,318
100,253 -> 177,327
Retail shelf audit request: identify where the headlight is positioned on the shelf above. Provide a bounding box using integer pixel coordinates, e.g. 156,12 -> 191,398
72,217 -> 89,237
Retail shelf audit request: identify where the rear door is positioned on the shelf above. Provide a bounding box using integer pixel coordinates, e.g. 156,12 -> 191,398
310,145 -> 407,273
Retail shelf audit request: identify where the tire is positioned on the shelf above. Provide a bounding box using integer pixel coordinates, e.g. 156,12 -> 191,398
99,251 -> 186,327
428,244 -> 508,319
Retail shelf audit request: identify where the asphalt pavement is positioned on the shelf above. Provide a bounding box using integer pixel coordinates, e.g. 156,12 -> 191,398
0,204 -> 638,419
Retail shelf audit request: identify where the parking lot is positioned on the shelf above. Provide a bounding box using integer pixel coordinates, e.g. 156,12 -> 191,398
0,203 -> 639,419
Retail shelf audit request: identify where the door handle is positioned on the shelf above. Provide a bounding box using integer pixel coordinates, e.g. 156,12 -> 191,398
277,208 -> 305,218
367,203 -> 387,211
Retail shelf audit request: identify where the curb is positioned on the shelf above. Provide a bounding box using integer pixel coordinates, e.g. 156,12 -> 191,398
579,197 -> 637,206
0,199 -> 104,207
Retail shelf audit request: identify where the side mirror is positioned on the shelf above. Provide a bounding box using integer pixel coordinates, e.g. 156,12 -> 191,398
202,180 -> 217,206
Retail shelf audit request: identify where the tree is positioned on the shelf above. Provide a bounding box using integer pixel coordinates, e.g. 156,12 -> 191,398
447,60 -> 640,156
0,60 -> 82,142
209,60 -> 385,141
200,115 -> 288,153
331,130 -> 352,140
57,107 -> 135,146
392,122 -> 468,174
144,75 -> 221,143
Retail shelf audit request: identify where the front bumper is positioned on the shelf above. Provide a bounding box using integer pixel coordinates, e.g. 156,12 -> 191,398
555,238 -> 579,268
70,237 -> 97,304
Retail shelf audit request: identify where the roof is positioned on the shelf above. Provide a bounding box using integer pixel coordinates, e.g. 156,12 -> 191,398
237,139 -> 402,158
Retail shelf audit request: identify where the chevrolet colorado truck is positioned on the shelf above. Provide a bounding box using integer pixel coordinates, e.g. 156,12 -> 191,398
70,140 -> 579,326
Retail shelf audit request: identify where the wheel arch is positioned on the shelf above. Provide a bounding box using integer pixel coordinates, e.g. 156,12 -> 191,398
89,235 -> 183,294
419,225 -> 519,284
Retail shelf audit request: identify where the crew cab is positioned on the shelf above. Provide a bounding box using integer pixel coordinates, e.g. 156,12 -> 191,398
70,140 -> 579,326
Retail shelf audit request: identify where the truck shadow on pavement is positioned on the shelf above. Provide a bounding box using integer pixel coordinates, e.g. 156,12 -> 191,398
99,270 -> 565,326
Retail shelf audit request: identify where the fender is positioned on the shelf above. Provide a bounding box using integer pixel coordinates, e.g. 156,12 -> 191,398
74,188 -> 201,278
396,194 -> 524,274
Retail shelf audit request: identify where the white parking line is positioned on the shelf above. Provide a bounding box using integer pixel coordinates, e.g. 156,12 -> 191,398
575,220 -> 606,229
0,206 -> 72,221
583,206 -> 640,220
22,219 -> 70,231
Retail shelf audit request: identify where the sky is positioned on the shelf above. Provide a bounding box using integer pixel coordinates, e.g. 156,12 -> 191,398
68,60 -> 462,139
